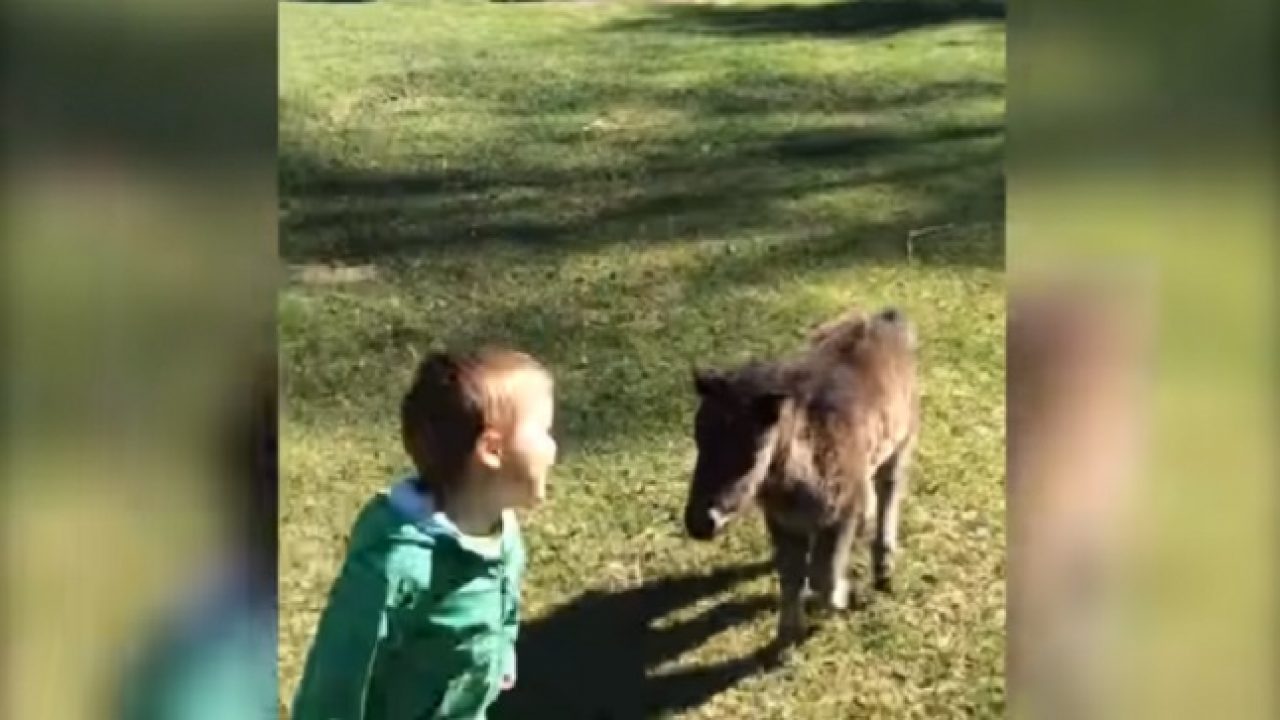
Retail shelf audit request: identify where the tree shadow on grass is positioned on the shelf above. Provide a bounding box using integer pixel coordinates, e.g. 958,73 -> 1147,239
491,561 -> 779,720
609,0 -> 1005,39
279,0 -> 1005,271
279,29 -> 1005,443
280,120 -> 1002,265
283,144 -> 1002,449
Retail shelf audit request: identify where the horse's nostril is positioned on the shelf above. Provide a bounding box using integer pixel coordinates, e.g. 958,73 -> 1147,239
684,509 -> 716,540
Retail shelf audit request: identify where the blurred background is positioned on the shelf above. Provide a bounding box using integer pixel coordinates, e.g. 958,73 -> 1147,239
1008,0 -> 1276,717
2,0 -> 1274,718
4,0 -> 278,718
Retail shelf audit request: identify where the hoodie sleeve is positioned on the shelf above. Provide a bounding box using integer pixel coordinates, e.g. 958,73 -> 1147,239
291,558 -> 395,720
293,534 -> 432,720
500,523 -> 526,685
500,606 -> 519,685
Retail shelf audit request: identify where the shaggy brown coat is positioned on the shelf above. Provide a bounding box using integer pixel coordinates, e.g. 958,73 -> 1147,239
686,307 -> 920,644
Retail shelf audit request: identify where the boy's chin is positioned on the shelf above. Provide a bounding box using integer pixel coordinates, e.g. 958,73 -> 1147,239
507,486 -> 545,510
525,487 -> 546,508
528,481 -> 549,507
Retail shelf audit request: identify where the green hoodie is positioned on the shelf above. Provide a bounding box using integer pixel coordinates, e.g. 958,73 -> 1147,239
291,478 -> 524,720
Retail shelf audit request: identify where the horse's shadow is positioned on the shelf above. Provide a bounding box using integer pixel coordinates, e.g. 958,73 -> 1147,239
491,561 -> 780,720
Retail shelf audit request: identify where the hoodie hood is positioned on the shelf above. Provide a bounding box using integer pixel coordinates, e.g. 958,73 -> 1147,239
386,477 -> 452,536
383,476 -> 515,561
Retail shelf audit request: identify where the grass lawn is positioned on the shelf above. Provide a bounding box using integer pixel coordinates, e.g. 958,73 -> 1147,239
279,1 -> 1005,717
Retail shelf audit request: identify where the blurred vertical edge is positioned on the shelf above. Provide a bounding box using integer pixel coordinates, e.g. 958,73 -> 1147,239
4,1 -> 279,718
1009,0 -> 1276,717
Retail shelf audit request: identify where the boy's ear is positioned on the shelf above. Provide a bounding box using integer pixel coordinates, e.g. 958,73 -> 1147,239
476,428 -> 504,470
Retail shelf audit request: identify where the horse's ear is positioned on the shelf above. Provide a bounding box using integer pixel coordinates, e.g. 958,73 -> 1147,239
751,391 -> 787,425
810,308 -> 869,346
693,368 -> 726,397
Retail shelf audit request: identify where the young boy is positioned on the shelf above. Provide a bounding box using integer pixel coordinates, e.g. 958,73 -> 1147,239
292,348 -> 557,720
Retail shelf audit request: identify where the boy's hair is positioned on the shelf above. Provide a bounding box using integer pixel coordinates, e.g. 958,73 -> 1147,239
401,348 -> 550,498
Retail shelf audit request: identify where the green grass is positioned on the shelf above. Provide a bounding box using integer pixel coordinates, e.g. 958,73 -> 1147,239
279,0 -> 1005,717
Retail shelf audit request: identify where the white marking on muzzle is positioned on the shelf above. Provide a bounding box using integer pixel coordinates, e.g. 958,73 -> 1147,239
708,507 -> 730,531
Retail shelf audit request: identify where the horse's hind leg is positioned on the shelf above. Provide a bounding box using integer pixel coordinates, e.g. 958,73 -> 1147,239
809,514 -> 860,610
873,436 -> 915,592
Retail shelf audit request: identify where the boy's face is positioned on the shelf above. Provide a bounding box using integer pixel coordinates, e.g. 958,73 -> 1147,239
495,371 -> 557,508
